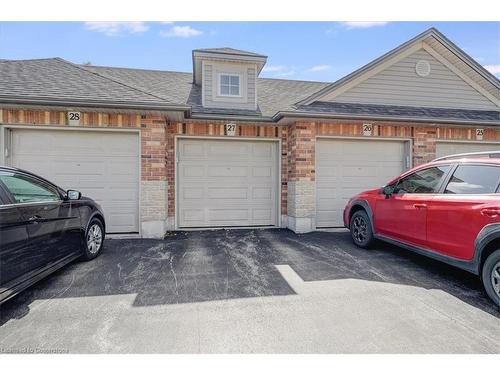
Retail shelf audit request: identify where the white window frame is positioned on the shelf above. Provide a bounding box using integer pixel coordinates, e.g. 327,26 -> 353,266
217,73 -> 242,97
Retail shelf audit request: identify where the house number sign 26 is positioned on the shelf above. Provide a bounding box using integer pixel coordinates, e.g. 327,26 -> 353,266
362,123 -> 373,136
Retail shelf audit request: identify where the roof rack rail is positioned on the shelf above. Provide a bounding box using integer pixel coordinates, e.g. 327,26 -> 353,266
433,151 -> 500,162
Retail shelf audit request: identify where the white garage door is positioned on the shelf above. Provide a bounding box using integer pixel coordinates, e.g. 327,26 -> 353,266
436,141 -> 500,159
9,128 -> 139,233
316,138 -> 407,227
177,138 -> 278,228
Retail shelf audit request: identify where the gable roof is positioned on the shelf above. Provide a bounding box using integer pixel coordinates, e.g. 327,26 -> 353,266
0,58 -> 189,111
192,47 -> 267,58
297,28 -> 500,107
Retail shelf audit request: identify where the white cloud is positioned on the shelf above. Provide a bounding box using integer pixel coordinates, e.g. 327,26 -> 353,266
307,65 -> 332,72
84,22 -> 149,36
159,25 -> 202,38
262,65 -> 287,73
340,22 -> 388,29
484,64 -> 500,75
276,69 -> 296,77
261,64 -> 295,77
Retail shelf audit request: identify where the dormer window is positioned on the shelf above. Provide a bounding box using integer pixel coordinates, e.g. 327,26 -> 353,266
192,47 -> 267,110
219,73 -> 241,97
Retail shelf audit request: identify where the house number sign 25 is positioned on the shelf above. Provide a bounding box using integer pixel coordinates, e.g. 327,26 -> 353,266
476,128 -> 484,140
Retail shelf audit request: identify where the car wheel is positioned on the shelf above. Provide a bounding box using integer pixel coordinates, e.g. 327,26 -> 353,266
82,217 -> 105,261
350,210 -> 374,248
481,249 -> 500,306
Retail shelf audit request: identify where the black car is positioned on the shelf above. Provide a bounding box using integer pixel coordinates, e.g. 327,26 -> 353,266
0,166 -> 106,304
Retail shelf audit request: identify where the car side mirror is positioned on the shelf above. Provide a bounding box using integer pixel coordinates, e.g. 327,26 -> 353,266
66,190 -> 81,200
382,186 -> 394,199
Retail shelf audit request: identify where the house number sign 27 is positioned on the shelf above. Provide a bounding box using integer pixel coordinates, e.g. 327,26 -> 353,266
226,123 -> 236,136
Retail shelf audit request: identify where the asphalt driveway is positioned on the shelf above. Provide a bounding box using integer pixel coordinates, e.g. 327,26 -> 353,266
0,229 -> 498,353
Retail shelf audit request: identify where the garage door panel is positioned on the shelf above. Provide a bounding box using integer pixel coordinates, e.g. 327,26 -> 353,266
208,209 -> 249,222
436,142 -> 500,158
208,142 -> 249,157
316,138 -> 406,227
11,129 -> 139,233
208,166 -> 248,177
252,143 -> 273,158
208,187 -> 248,199
253,208 -> 272,221
178,139 -> 278,228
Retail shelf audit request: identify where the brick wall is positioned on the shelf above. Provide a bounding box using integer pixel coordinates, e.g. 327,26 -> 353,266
1,107 -> 499,235
286,121 -> 316,232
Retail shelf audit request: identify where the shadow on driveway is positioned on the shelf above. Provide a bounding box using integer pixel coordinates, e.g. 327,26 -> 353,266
1,229 -> 498,326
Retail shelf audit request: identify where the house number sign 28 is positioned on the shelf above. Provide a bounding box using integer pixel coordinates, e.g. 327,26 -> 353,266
68,111 -> 81,126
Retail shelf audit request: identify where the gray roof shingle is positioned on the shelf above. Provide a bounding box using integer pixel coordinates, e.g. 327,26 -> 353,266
1,57 -> 498,124
296,101 -> 500,123
0,58 -> 181,108
87,65 -> 329,118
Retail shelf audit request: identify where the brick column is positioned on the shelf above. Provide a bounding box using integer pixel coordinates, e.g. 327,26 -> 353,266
287,121 -> 316,233
413,127 -> 437,166
140,115 -> 168,238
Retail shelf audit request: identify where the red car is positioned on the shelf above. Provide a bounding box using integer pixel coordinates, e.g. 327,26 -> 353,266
344,152 -> 500,305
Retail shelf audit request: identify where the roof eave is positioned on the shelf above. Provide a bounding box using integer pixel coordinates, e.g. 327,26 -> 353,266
0,97 -> 191,112
190,112 -> 274,122
273,110 -> 500,126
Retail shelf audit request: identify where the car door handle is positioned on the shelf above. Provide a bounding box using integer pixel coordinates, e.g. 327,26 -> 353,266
413,203 -> 427,209
481,208 -> 500,217
27,215 -> 42,223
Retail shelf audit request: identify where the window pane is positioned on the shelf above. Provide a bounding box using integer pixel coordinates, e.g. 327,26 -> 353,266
0,173 -> 60,203
220,75 -> 230,85
395,166 -> 450,194
445,165 -> 500,194
220,84 -> 230,95
229,85 -> 239,96
230,75 -> 239,86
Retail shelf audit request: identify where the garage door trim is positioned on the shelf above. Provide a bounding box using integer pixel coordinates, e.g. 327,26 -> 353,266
436,140 -> 500,159
315,135 -> 412,228
174,135 -> 281,230
436,139 -> 500,146
2,125 -> 142,234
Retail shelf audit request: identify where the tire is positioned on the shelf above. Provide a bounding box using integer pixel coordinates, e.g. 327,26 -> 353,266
481,249 -> 500,306
82,217 -> 105,261
350,210 -> 374,248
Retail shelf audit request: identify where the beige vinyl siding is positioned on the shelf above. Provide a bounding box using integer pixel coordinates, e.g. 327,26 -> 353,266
202,61 -> 257,110
247,67 -> 256,106
331,49 -> 498,110
423,36 -> 500,100
203,64 -> 213,105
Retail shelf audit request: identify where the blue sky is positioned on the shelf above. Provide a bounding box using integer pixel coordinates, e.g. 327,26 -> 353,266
1,22 -> 498,82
